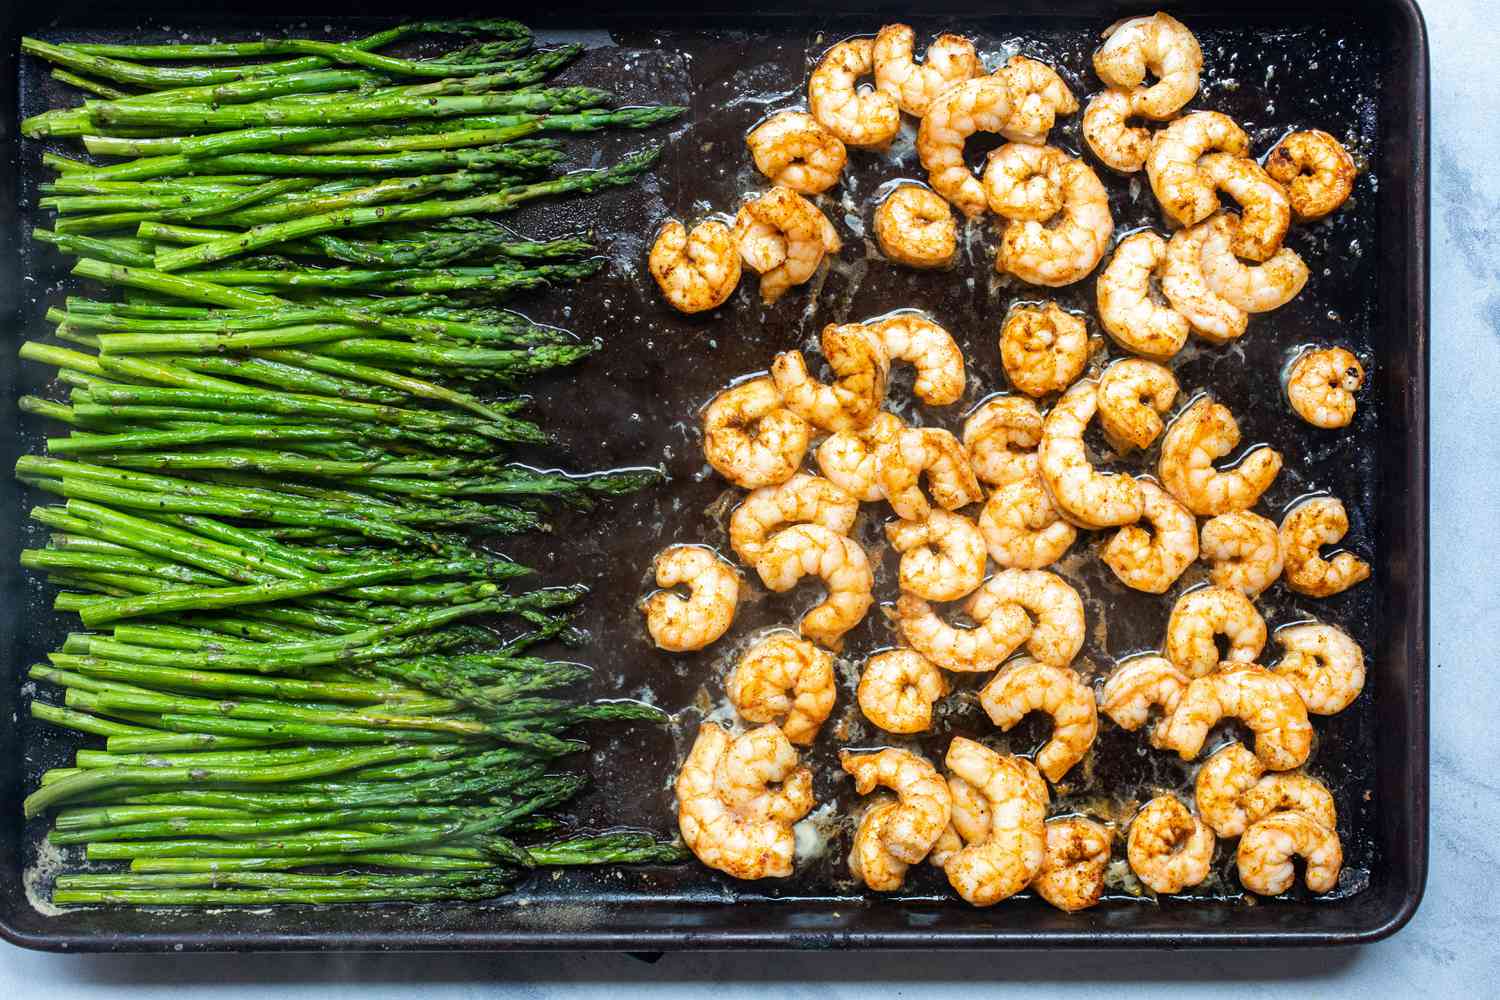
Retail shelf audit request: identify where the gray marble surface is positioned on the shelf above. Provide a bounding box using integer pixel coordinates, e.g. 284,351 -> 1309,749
3,0 -> 1496,992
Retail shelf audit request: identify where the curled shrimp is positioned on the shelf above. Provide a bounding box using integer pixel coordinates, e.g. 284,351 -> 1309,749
1286,347 -> 1364,429
1237,810 -> 1342,895
1279,497 -> 1370,598
1199,214 -> 1309,313
1000,302 -> 1090,398
979,657 -> 1099,783
1145,112 -> 1251,228
872,24 -> 979,117
896,592 -> 1031,675
917,75 -> 1014,218
1266,129 -> 1357,221
1161,219 -> 1250,343
642,545 -> 740,652
772,323 -> 889,432
1093,12 -> 1203,120
808,37 -> 901,149
1100,654 -> 1189,749
879,426 -> 984,521
1095,231 -> 1191,359
755,523 -> 874,651
729,473 -> 858,566
733,186 -> 841,304
997,157 -> 1114,287
1165,585 -> 1267,677
1197,153 -> 1292,263
886,509 -> 987,602
858,648 -> 949,734
726,632 -> 837,745
936,772 -> 994,860
817,411 -> 905,502
1083,89 -> 1151,174
849,800 -> 909,891
1194,741 -> 1265,837
978,477 -> 1078,569
983,142 -> 1068,221
874,184 -> 958,269
963,396 -> 1043,487
649,219 -> 742,314
1273,621 -> 1365,715
675,722 -> 814,880
942,738 -> 1049,907
1039,379 -> 1145,529
995,55 -> 1079,145
1102,478 -> 1199,594
1126,795 -> 1215,895
702,376 -> 811,490
1033,816 -> 1112,912
1200,510 -> 1284,598
871,313 -> 966,405
841,747 -> 953,864
1243,772 -> 1337,833
970,569 -> 1086,667
746,110 -> 847,196
1158,396 -> 1282,517
1097,358 -> 1179,451
1161,665 -> 1313,770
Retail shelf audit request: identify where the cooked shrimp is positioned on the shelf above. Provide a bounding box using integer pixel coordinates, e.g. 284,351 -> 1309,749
1160,219 -> 1250,343
1162,665 -> 1313,770
997,158 -> 1114,287
896,592 -> 1031,674
1145,112 -> 1250,227
1194,741 -> 1264,837
1100,654 -> 1189,749
1033,816 -> 1111,911
1164,585 -> 1267,677
746,110 -> 848,196
879,426 -> 984,521
871,313 -> 966,405
1273,621 -> 1365,715
1158,397 -> 1282,516
983,142 -> 1067,221
676,722 -> 814,880
858,648 -> 949,734
726,633 -> 837,745
978,477 -> 1078,569
1096,231 -> 1191,359
1286,347 -> 1364,429
1237,810 -> 1342,895
1279,497 -> 1371,598
886,509 -> 987,602
642,545 -> 739,652
817,411 -> 904,502
1199,214 -> 1309,312
1039,380 -> 1145,529
702,376 -> 811,490
1093,12 -> 1203,120
964,396 -> 1044,487
979,658 -> 1099,783
841,747 -> 953,864
1082,89 -> 1151,173
969,569 -> 1086,667
771,323 -> 889,432
808,37 -> 901,149
1266,129 -> 1357,221
1097,358 -> 1179,451
872,24 -> 980,117
1126,795 -> 1214,895
733,186 -> 841,304
649,219 -> 742,314
1197,153 -> 1292,262
995,55 -> 1079,145
930,770 -> 996,869
754,523 -> 874,651
729,473 -> 858,566
1000,303 -> 1089,398
1200,511 -> 1283,598
874,184 -> 958,269
942,739 -> 1049,906
1102,479 -> 1199,594
917,75 -> 1014,218
849,801 -> 909,891
1242,772 -> 1337,833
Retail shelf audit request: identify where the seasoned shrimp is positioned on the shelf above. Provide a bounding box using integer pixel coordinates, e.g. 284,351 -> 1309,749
1158,397 -> 1282,516
896,592 -> 1031,674
649,219 -> 742,314
642,545 -> 739,652
929,770 -> 995,869
1033,816 -> 1112,912
702,377 -> 811,490
1000,303 -> 1089,398
874,185 -> 958,269
1279,497 -> 1370,598
1126,795 -> 1215,895
879,426 -> 984,521
1273,621 -> 1365,715
1095,231 -> 1191,359
917,76 -> 1014,218
1194,741 -> 1264,837
841,748 -> 953,864
1097,359 -> 1179,451
1160,219 -> 1250,343
963,396 -> 1044,487
1286,347 -> 1364,429
1237,810 -> 1342,895
979,657 -> 1099,783
1102,479 -> 1199,594
1145,112 -> 1251,227
1162,665 -> 1314,770
1039,380 -> 1145,529
1199,214 -> 1309,313
1197,153 -> 1292,262
849,801 -> 909,891
726,633 -> 837,745
817,411 -> 904,502
983,142 -> 1068,221
1100,655 -> 1189,749
858,648 -> 949,734
942,739 -> 1049,906
1164,585 -> 1267,677
1242,772 -> 1337,833
1082,89 -> 1151,174
808,37 -> 901,149
676,722 -> 814,880
754,523 -> 874,651
746,110 -> 847,196
886,509 -> 987,602
978,477 -> 1078,569
733,186 -> 841,304
771,323 -> 889,432
969,569 -> 1086,667
729,473 -> 858,566
1093,12 -> 1203,120
1266,129 -> 1357,221
995,55 -> 1079,145
871,313 -> 966,405
873,24 -> 980,117
1200,511 -> 1283,598
997,158 -> 1114,287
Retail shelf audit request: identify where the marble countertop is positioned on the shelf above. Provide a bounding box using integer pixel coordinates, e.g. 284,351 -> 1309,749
4,0 -> 1495,993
